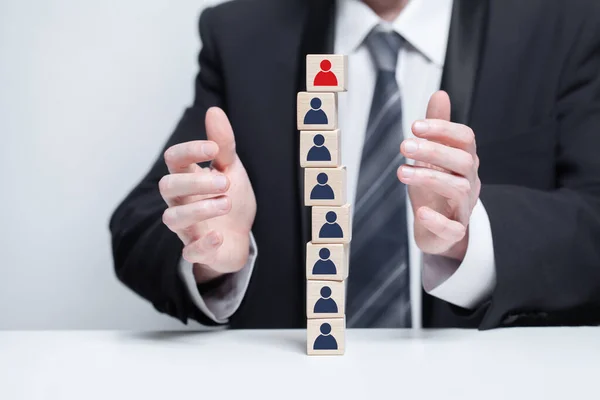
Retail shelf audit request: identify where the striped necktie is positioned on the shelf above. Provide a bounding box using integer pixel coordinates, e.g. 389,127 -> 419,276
346,29 -> 411,328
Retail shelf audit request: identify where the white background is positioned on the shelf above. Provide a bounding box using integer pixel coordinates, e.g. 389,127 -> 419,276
0,0 -> 223,329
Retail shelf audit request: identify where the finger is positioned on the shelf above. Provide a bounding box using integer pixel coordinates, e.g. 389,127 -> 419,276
411,119 -> 476,155
205,107 -> 237,171
398,165 -> 471,202
162,196 -> 231,231
182,231 -> 223,265
401,138 -> 475,178
159,172 -> 229,204
164,140 -> 219,173
425,90 -> 451,121
416,206 -> 466,242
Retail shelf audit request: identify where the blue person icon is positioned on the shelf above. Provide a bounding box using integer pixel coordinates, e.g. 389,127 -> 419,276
304,98 -> 328,125
310,173 -> 334,200
314,286 -> 338,314
319,211 -> 343,238
307,134 -> 331,161
313,323 -> 338,350
312,248 -> 337,275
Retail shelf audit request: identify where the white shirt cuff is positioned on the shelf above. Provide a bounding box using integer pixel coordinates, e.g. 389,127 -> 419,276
422,198 -> 496,309
178,232 -> 258,324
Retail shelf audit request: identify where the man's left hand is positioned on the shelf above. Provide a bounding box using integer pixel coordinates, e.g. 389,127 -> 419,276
397,90 -> 481,261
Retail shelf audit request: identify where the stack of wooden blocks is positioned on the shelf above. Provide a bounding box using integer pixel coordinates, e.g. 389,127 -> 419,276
297,54 -> 349,356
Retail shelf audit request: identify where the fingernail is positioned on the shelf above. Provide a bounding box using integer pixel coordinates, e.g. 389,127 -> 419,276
420,208 -> 434,220
413,121 -> 429,134
213,197 -> 230,211
401,166 -> 414,177
202,143 -> 217,157
213,175 -> 228,191
403,140 -> 419,154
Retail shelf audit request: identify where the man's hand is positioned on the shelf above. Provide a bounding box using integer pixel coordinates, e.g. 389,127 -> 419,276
397,91 -> 481,261
159,107 -> 257,283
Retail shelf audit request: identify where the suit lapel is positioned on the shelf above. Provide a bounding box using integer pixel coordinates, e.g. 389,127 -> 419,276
440,0 -> 489,125
296,0 -> 337,245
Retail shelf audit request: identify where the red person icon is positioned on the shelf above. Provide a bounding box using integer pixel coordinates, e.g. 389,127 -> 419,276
313,59 -> 338,86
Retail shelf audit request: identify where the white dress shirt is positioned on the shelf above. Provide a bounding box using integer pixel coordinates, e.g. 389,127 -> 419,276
179,0 -> 497,328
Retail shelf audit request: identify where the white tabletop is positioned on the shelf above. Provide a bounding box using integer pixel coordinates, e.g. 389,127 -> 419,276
0,328 -> 598,400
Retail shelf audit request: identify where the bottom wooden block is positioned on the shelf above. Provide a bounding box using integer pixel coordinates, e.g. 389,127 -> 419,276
307,317 -> 345,356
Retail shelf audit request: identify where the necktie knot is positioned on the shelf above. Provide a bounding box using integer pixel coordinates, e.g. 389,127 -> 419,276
364,29 -> 404,72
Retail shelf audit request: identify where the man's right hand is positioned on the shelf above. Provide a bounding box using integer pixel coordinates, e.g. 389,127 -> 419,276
159,107 -> 257,283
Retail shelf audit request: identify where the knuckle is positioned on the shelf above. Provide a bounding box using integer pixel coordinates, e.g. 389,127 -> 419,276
180,225 -> 197,239
463,154 -> 475,171
223,140 -> 236,155
182,250 -> 193,263
425,169 -> 439,184
442,226 -> 453,239
421,141 -> 437,158
427,143 -> 440,160
437,221 -> 451,238
162,208 -> 175,228
158,175 -> 171,194
190,142 -> 204,158
456,179 -> 471,197
473,178 -> 482,196
428,120 -> 442,132
192,174 -> 207,190
454,224 -> 467,240
463,128 -> 476,145
163,147 -> 177,165
189,204 -> 205,220
192,200 -> 212,219
182,240 -> 203,263
194,238 -> 205,253
458,155 -> 475,175
231,253 -> 249,271
182,246 -> 198,264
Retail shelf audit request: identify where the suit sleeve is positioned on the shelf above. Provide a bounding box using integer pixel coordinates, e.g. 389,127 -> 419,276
474,12 -> 600,329
423,199 -> 496,309
179,232 -> 257,323
109,7 -> 226,326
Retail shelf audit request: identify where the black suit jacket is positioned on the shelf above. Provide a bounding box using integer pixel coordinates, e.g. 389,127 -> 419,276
109,0 -> 600,329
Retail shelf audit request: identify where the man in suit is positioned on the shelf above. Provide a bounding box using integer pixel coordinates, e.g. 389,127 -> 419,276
110,0 -> 600,329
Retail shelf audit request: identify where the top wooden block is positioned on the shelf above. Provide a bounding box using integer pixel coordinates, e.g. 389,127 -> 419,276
306,55 -> 348,92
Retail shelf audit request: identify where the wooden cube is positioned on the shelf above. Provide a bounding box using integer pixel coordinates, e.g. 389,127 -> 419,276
297,92 -> 337,131
306,242 -> 348,281
312,204 -> 352,244
304,167 -> 346,206
300,130 -> 341,168
306,55 -> 348,92
307,317 -> 345,355
307,280 -> 345,319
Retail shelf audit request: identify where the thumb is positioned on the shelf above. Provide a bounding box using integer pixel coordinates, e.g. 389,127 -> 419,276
426,90 -> 451,121
205,107 -> 237,170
